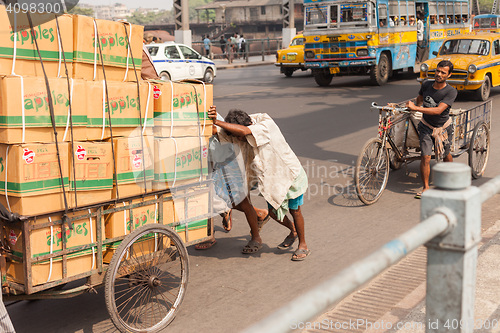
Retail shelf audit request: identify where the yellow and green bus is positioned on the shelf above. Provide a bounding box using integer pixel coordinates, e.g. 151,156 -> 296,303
303,0 -> 470,86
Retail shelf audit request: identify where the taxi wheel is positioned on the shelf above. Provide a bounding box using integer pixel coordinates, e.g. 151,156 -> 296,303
475,75 -> 491,101
203,68 -> 214,83
160,72 -> 171,81
284,68 -> 294,77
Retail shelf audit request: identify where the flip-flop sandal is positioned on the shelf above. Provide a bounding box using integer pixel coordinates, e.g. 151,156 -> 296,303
257,214 -> 270,232
195,239 -> 217,250
414,192 -> 422,199
291,249 -> 311,261
221,210 -> 232,232
241,240 -> 263,254
277,235 -> 298,250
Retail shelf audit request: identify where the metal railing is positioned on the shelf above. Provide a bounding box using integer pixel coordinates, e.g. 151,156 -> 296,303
244,162 -> 500,333
193,38 -> 282,64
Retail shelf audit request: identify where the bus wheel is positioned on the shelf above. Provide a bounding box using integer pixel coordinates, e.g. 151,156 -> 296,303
314,71 -> 333,86
370,53 -> 390,86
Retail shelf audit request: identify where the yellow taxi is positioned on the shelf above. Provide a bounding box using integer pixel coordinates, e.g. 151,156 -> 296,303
275,34 -> 307,77
418,33 -> 500,101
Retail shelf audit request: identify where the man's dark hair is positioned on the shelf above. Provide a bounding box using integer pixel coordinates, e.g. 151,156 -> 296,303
437,60 -> 453,74
225,109 -> 252,126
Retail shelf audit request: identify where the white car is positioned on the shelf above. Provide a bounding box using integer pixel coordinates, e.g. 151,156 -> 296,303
146,42 -> 216,83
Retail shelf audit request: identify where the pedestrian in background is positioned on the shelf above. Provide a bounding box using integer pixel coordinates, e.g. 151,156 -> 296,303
220,35 -> 227,59
203,35 -> 211,58
239,35 -> 246,59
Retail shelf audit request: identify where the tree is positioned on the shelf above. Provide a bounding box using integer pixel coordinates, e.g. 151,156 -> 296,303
68,6 -> 94,16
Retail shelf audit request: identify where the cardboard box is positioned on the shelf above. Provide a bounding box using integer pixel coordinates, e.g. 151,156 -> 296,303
103,196 -> 175,262
5,209 -> 100,286
111,135 -> 154,198
0,76 -> 87,143
174,219 -> 209,244
69,141 -> 113,207
153,81 -> 213,137
0,142 -> 69,197
154,136 -> 209,190
86,80 -> 154,140
0,8 -> 73,77
72,15 -> 142,81
171,185 -> 210,244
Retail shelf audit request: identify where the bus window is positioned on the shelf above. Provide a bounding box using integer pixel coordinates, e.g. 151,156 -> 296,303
340,4 -> 368,23
379,4 -> 388,27
438,3 -> 446,24
446,3 -> 454,23
330,5 -> 339,23
306,5 -> 328,26
409,15 -> 416,25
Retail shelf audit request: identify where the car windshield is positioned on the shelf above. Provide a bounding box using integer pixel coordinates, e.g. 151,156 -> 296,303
179,45 -> 201,60
440,39 -> 490,56
290,38 -> 305,46
147,46 -> 159,56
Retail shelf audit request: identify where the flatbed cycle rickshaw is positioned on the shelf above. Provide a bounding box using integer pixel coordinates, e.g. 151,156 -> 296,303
0,182 -> 214,333
354,100 -> 491,205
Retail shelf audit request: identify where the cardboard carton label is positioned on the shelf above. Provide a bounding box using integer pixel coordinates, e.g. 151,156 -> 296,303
153,85 -> 161,99
75,145 -> 86,160
9,229 -> 17,246
22,148 -> 35,164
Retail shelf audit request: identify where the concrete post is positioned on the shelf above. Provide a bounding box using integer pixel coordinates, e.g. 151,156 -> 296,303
282,0 -> 296,47
422,163 -> 481,333
174,0 -> 192,47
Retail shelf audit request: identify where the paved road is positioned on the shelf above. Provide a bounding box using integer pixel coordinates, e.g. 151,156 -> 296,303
7,67 -> 500,333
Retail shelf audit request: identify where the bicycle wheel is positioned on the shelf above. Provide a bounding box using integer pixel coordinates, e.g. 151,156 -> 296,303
105,224 -> 189,333
468,122 -> 489,179
355,138 -> 390,205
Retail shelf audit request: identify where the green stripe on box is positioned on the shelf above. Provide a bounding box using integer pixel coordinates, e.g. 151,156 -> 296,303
87,117 -> 153,127
0,178 -> 69,195
70,179 -> 113,190
0,115 -> 87,127
153,111 -> 207,121
116,170 -> 154,183
154,168 -> 208,181
174,219 -> 208,232
11,246 -> 106,261
73,51 -> 141,67
0,47 -> 73,62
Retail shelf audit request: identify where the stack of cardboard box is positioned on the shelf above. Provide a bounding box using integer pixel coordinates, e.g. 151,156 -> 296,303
0,7 -> 213,285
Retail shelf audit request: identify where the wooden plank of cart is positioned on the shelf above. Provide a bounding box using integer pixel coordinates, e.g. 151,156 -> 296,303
354,100 -> 492,205
0,180 -> 214,333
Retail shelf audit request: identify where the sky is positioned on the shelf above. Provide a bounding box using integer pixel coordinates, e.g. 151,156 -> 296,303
78,0 -> 173,10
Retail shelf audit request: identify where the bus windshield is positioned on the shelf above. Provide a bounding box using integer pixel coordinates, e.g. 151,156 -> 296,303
440,39 -> 490,56
473,16 -> 500,29
305,2 -> 369,28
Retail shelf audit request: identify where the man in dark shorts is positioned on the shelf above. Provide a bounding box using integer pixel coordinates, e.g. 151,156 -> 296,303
406,60 -> 458,198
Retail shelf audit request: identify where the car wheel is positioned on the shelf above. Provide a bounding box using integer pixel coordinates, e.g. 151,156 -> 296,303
284,68 -> 294,77
160,71 -> 171,81
203,68 -> 214,83
475,75 -> 491,101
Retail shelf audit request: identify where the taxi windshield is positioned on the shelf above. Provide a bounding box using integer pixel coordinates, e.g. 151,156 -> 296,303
440,39 -> 490,56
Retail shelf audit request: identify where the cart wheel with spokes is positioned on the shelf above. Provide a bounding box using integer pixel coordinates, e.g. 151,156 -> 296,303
105,224 -> 189,333
468,121 -> 490,179
355,138 -> 390,205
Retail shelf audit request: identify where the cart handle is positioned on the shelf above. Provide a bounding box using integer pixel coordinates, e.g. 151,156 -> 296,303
370,102 -> 411,114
